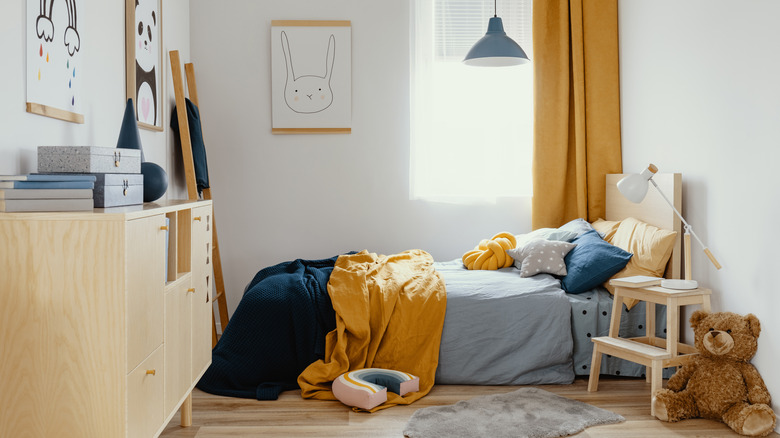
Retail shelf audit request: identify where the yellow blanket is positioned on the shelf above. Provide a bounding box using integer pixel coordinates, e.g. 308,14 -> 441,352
297,250 -> 447,412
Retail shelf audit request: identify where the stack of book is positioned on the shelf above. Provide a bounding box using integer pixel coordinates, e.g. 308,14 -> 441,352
0,174 -> 96,212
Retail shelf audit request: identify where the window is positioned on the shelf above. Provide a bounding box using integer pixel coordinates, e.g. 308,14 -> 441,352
410,0 -> 534,202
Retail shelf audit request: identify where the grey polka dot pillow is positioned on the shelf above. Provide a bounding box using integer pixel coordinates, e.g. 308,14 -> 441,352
506,239 -> 577,278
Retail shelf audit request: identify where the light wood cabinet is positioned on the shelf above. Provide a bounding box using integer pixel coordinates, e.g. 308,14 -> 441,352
190,205 -> 213,378
0,200 -> 213,438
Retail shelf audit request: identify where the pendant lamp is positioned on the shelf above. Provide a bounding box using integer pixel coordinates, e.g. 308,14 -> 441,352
463,0 -> 529,67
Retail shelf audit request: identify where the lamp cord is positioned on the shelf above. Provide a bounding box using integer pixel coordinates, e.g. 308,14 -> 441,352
494,0 -> 497,17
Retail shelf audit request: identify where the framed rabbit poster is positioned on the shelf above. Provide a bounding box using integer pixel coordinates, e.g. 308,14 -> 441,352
271,20 -> 352,134
125,0 -> 163,131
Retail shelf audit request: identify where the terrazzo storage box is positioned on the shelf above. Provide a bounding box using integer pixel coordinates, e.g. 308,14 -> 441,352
38,146 -> 141,174
92,173 -> 144,208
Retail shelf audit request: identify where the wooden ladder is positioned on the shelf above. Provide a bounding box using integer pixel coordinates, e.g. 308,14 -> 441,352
169,50 -> 230,347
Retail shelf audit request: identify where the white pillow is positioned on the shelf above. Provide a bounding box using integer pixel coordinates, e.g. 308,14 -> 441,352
506,239 -> 577,277
557,218 -> 594,238
514,228 -> 578,248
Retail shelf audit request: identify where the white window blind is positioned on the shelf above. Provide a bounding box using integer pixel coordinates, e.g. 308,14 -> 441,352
411,0 -> 534,202
434,0 -> 532,60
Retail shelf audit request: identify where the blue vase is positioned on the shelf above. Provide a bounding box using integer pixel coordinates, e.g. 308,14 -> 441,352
117,98 -> 168,202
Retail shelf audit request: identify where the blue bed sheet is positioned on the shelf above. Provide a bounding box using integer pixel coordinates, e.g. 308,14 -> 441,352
433,260 -> 575,385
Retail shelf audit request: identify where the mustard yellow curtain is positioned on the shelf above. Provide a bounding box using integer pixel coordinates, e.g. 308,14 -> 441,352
531,0 -> 623,229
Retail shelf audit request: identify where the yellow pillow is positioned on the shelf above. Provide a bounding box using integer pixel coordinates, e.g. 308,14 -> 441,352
591,218 -> 621,242
604,217 -> 678,309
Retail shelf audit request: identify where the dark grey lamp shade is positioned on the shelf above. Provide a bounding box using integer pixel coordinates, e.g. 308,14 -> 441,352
463,16 -> 529,67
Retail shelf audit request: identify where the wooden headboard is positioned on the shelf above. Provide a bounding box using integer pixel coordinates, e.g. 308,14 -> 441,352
605,173 -> 682,280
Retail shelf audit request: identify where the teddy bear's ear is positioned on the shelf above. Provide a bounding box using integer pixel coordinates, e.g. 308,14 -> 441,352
690,310 -> 709,328
745,314 -> 761,338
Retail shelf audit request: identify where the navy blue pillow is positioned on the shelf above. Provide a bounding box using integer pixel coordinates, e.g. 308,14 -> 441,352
561,229 -> 632,294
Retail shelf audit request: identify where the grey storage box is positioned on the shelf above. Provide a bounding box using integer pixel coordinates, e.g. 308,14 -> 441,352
93,173 -> 144,208
38,146 -> 141,174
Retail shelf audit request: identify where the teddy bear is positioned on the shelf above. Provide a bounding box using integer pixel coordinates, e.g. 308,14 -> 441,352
652,310 -> 776,436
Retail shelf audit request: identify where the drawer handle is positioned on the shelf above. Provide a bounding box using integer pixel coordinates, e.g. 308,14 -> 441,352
146,369 -> 156,375
160,225 -> 169,231
194,216 -> 202,222
187,288 -> 196,293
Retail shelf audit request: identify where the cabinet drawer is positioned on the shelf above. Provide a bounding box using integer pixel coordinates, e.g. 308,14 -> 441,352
127,215 -> 166,372
165,280 -> 193,415
127,345 -> 164,438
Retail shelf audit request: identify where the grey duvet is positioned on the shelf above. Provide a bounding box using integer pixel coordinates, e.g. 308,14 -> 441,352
434,260 -> 575,385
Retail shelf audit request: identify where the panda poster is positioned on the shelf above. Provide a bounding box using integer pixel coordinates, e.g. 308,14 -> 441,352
126,0 -> 163,131
271,21 -> 351,134
26,0 -> 85,124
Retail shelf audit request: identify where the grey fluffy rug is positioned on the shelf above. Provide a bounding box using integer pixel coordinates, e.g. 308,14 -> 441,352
403,387 -> 624,438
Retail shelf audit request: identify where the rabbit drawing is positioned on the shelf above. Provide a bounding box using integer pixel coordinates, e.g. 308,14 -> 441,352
281,31 -> 336,114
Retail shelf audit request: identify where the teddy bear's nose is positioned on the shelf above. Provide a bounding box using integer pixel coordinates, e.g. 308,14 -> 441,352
711,331 -> 720,338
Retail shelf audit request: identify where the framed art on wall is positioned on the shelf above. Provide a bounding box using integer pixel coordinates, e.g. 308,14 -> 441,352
26,0 -> 85,124
271,20 -> 352,134
126,0 -> 163,131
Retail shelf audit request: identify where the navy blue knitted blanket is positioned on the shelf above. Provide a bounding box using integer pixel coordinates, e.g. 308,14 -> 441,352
196,255 -> 339,400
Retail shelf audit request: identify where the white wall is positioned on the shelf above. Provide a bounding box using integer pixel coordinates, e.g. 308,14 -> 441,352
0,0 -> 191,201
189,0 -> 532,315
620,0 -> 780,422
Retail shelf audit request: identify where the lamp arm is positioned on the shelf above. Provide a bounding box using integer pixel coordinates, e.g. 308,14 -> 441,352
649,179 -> 722,270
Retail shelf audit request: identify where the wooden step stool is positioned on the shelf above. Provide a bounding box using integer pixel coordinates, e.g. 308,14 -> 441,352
587,282 -> 711,415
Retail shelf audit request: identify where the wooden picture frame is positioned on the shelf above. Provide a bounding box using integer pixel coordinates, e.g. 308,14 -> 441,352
25,0 -> 85,124
126,0 -> 163,131
271,20 -> 352,134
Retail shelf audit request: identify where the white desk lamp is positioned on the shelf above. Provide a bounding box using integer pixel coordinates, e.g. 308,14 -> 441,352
617,164 -> 721,289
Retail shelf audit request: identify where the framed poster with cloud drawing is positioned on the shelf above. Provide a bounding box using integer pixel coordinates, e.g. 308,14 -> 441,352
271,20 -> 352,134
125,0 -> 163,131
26,0 -> 85,124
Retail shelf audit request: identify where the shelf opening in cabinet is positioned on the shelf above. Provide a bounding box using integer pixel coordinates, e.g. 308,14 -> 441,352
165,212 -> 177,283
177,209 -> 192,277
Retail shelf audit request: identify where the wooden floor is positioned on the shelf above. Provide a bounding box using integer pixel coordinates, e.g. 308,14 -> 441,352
161,376 -> 779,437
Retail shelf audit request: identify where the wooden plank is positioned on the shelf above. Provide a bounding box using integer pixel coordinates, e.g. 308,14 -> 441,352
212,312 -> 218,347
667,297 -> 680,357
185,63 -> 199,107
607,292 -> 623,338
272,128 -> 351,134
591,337 -> 671,360
173,60 -> 230,343
0,218 -> 125,436
203,188 -> 230,340
630,336 -> 698,354
161,381 -> 779,437
587,344 -> 603,392
168,50 -> 199,201
271,20 -> 351,27
26,102 -> 84,124
124,0 -> 135,116
606,173 -> 682,280
617,286 -> 712,302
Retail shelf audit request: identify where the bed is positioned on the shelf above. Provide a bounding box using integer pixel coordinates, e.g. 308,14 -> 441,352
197,173 -> 684,400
